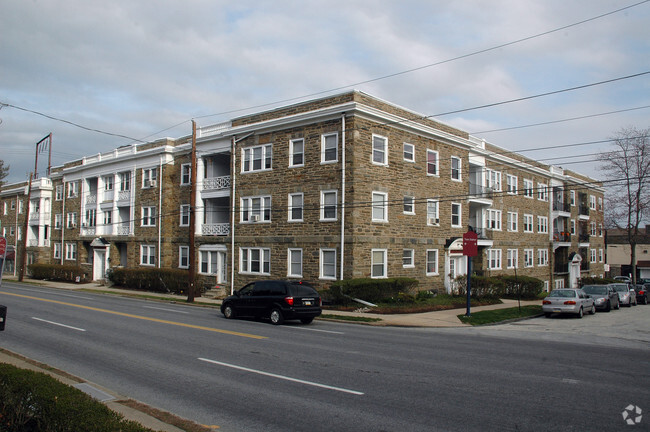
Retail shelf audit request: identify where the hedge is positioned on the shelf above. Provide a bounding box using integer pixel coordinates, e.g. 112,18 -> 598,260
107,267 -> 190,294
0,363 -> 154,432
452,274 -> 543,300
325,277 -> 419,305
579,276 -> 617,286
28,263 -> 90,283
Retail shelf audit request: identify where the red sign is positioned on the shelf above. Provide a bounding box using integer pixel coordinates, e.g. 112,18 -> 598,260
0,237 -> 6,257
462,231 -> 478,257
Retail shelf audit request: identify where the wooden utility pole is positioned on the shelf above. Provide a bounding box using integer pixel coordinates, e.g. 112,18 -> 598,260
187,120 -> 197,302
18,173 -> 32,282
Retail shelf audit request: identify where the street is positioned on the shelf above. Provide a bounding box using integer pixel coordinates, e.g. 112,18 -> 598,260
1,281 -> 649,431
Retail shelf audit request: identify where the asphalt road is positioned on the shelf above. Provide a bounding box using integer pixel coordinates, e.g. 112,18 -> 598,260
1,281 -> 649,431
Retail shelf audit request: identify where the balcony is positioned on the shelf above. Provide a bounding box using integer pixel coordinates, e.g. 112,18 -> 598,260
473,226 -> 493,240
553,201 -> 571,213
554,261 -> 569,273
578,205 -> 590,217
81,226 -> 96,236
202,223 -> 230,236
468,184 -> 493,199
117,223 -> 131,236
202,175 -> 231,191
579,233 -> 590,243
86,194 -> 97,205
117,190 -> 131,205
553,231 -> 571,243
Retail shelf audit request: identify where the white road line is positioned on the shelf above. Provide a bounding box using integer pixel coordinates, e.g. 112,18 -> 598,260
286,326 -> 344,335
32,317 -> 86,332
198,358 -> 364,396
143,306 -> 190,314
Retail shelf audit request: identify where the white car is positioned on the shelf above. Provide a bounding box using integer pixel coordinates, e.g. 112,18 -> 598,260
610,283 -> 637,307
542,289 -> 595,318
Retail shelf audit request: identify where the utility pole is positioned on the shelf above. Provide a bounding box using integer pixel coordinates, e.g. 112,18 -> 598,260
187,120 -> 197,302
18,173 -> 32,282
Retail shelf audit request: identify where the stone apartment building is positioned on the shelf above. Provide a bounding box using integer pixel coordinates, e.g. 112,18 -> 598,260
0,91 -> 606,294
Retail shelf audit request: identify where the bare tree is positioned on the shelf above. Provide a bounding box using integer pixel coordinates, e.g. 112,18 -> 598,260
600,126 -> 650,284
0,159 -> 9,189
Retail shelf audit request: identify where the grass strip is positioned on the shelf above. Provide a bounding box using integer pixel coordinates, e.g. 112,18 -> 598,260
320,314 -> 382,323
457,305 -> 543,326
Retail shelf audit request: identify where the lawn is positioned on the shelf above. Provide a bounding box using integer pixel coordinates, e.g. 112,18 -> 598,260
457,305 -> 543,326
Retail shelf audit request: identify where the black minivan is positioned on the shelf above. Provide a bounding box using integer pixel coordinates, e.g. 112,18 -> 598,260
220,280 -> 322,325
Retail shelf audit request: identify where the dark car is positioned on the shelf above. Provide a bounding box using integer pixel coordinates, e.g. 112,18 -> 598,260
635,284 -> 649,305
582,284 -> 620,311
221,280 -> 322,325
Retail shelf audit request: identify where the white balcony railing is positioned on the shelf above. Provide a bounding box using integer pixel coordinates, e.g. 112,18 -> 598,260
202,176 -> 231,191
202,223 -> 230,236
118,224 -> 131,236
117,190 -> 131,203
86,194 -> 97,205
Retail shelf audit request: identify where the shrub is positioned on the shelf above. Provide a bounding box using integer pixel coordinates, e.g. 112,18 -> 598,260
453,274 -> 543,300
28,263 -> 90,283
108,267 -> 190,294
579,276 -> 616,286
497,275 -> 544,300
0,363 -> 153,432
326,277 -> 419,305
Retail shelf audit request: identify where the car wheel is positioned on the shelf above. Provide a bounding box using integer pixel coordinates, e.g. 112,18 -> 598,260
544,312 -> 552,318
615,300 -> 620,310
300,317 -> 314,324
270,308 -> 284,325
590,304 -> 596,315
627,300 -> 632,307
606,301 -> 611,312
643,297 -> 648,305
577,307 -> 583,318
223,304 -> 235,319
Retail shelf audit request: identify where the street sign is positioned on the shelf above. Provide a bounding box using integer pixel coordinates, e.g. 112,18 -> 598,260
462,230 -> 478,257
0,237 -> 6,258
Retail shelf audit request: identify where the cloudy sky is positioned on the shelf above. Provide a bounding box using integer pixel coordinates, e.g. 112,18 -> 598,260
1,0 -> 649,185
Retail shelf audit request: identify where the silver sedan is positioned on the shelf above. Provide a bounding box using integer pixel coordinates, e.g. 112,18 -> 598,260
542,288 -> 595,318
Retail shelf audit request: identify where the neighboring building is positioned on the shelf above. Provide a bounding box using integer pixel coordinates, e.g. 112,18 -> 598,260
606,226 -> 650,280
0,91 -> 606,294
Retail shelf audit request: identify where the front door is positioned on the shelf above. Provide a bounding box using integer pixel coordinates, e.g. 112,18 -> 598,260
93,249 -> 106,281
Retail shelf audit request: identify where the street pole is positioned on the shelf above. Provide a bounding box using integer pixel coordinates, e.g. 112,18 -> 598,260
466,256 -> 472,317
187,120 -> 197,303
18,173 -> 32,282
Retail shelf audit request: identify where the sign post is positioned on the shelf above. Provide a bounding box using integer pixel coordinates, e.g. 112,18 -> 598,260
462,230 -> 478,317
0,237 -> 6,288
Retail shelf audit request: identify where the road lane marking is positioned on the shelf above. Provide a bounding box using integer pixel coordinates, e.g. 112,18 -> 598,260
143,306 -> 190,314
0,291 -> 266,340
15,286 -> 95,300
285,326 -> 344,335
198,358 -> 364,396
32,317 -> 86,332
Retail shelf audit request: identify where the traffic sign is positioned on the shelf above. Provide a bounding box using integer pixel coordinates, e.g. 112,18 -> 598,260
462,230 -> 478,257
0,237 -> 6,258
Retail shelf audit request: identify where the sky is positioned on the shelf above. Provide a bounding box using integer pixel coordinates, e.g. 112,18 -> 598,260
1,0 -> 649,186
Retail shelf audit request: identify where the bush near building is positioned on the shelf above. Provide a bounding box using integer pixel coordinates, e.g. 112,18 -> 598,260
108,267 -> 190,294
325,277 -> 419,305
28,263 -> 90,283
453,275 -> 543,300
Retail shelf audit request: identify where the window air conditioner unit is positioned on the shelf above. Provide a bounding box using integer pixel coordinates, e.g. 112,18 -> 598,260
149,180 -> 157,188
428,217 -> 439,225
250,215 -> 260,222
71,223 -> 77,228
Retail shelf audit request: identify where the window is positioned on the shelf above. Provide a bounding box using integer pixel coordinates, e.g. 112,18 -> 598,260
537,216 -> 548,234
142,168 -> 157,188
487,249 -> 502,270
427,150 -> 439,176
590,249 -> 597,263
56,185 -> 64,201
487,209 -> 502,231
597,197 -> 603,211
180,204 -> 190,226
403,143 -> 415,162
403,249 -> 414,268
84,209 -> 96,227
506,175 -> 517,194
181,164 -> 191,185
451,203 -> 461,227
599,249 -> 604,263
524,249 -> 534,267
320,249 -> 337,279
599,224 -> 603,237
140,245 -> 156,266
451,157 -> 461,181
403,196 -> 415,215
570,190 -> 576,206
103,210 -> 112,226
523,179 -> 533,198
65,243 -> 77,260
104,176 -> 114,191
507,212 -> 518,232
321,133 -> 338,163
289,138 -> 304,167
538,249 -> 549,266
288,249 -> 303,277
427,200 -> 439,225
372,135 -> 388,166
320,190 -> 337,221
141,207 -> 156,226
243,144 -> 273,173
590,222 -> 597,236
66,212 -> 77,229
18,200 -> 23,214
55,214 -> 62,230
507,249 -> 518,269
240,247 -> 271,275
537,183 -> 548,201
67,181 -> 78,198
288,193 -> 303,222
371,249 -> 387,278
590,195 -> 596,210
523,214 -> 533,233
179,246 -> 189,268
241,196 -> 272,222
372,192 -> 388,222
52,243 -> 61,259
486,169 -> 502,191
426,249 -> 439,275
120,172 -> 131,191
200,250 -> 226,279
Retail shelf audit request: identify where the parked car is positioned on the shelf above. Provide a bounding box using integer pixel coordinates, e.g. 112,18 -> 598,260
614,276 -> 631,283
610,283 -> 637,307
221,280 -> 322,325
542,289 -> 595,318
635,284 -> 649,305
582,284 -> 620,311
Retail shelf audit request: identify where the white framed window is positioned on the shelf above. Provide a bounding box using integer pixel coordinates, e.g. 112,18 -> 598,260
590,222 -> 597,236
486,169 -> 502,191
537,183 -> 548,201
537,216 -> 548,234
55,185 -> 64,201
487,249 -> 502,270
590,248 -> 597,263
320,248 -> 337,280
179,246 -> 189,269
141,206 -> 156,227
597,197 -> 603,211
403,143 -> 415,162
2,202 -> 5,215
289,138 -> 304,167
140,245 -> 156,266
570,190 -> 576,206
84,209 -> 96,227
506,175 -> 517,194
288,193 -> 304,222
372,192 -> 388,222
320,190 -> 337,221
590,195 -> 596,210
507,212 -> 518,232
451,203 -> 461,227
103,210 -> 112,226
53,243 -> 61,259
426,249 -> 439,275
10,199 -> 15,210
55,214 -> 62,230
66,212 -> 77,229
372,134 -> 388,166
67,181 -> 79,198
180,204 -> 190,226
523,214 -> 533,233
104,175 -> 114,191
523,179 -> 534,198
18,200 -> 23,214
487,209 -> 502,231
537,249 -> 549,266
371,249 -> 387,278
599,224 -> 603,237
451,156 -> 461,181
142,168 -> 157,188
240,247 -> 271,275
288,248 -> 303,278
181,164 -> 191,185
120,171 -> 131,191
200,249 -> 227,282
599,249 -> 604,263
403,249 -> 414,268
427,200 -> 439,225
65,242 -> 77,260
507,249 -> 518,269
555,279 -> 565,290
9,226 -> 15,237
403,196 -> 415,215
241,196 -> 272,223
524,249 -> 534,267
427,150 -> 439,176
242,144 -> 273,173
321,133 -> 338,163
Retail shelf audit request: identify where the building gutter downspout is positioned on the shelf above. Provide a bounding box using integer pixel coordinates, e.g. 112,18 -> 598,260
230,136 -> 236,295
158,158 -> 163,268
61,183 -> 65,266
339,113 -> 346,281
